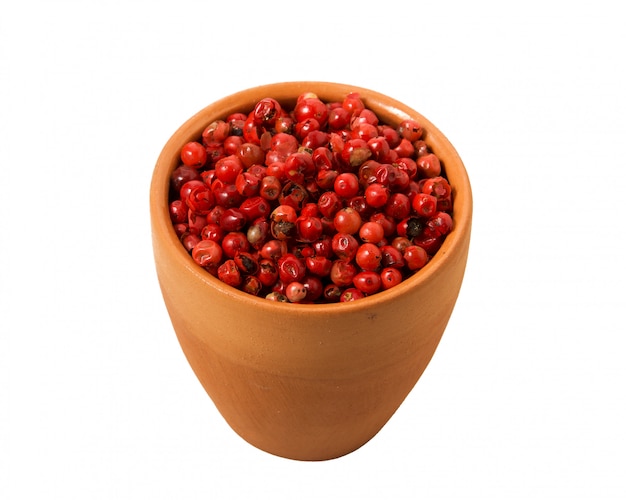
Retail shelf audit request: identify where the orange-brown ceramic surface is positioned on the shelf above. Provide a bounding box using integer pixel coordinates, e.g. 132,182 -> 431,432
150,82 -> 472,460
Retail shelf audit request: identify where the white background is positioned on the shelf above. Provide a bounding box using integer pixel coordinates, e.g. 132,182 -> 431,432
2,1 -> 625,498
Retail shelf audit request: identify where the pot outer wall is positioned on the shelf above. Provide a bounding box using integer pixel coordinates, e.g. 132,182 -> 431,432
150,82 -> 473,461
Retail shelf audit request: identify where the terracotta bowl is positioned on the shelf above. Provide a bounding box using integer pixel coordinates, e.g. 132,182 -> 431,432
150,82 -> 472,461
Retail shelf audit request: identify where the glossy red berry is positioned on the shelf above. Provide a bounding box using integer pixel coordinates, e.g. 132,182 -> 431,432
259,175 -> 282,201
403,245 -> 429,270
397,119 -> 423,142
425,211 -> 454,237
169,199 -> 187,224
295,215 -> 323,243
358,221 -> 385,244
277,253 -> 307,284
241,275 -> 263,296
380,267 -> 403,289
305,255 -> 333,277
171,165 -> 201,193
201,223 -> 224,243
191,239 -> 223,269
294,96 -> 329,127
285,281 -> 307,303
412,193 -> 438,218
260,239 -> 287,261
353,270 -> 382,294
333,207 -> 362,235
214,155 -> 244,183
342,92 -> 365,116
332,233 -> 359,261
234,251 -> 259,275
416,153 -> 441,178
421,176 -> 451,200
334,172 -> 360,199
221,231 -> 250,258
330,259 -> 357,287
235,171 -> 260,197
317,191 -> 343,219
328,106 -> 351,130
380,245 -> 405,268
217,259 -> 242,287
284,152 -> 315,184
364,183 -> 389,208
180,141 -> 208,168
384,192 -> 411,220
219,208 -> 246,232
302,275 -> 323,301
355,243 -> 382,271
252,97 -> 282,126
256,258 -> 279,287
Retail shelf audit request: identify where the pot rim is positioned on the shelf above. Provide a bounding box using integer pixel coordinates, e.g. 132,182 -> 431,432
150,81 -> 472,318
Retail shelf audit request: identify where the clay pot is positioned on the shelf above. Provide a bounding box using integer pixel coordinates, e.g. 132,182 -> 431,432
150,82 -> 472,461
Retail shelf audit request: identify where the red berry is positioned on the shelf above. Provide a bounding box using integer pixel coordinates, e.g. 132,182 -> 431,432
171,165 -> 201,193
260,239 -> 287,261
239,196 -> 271,222
384,192 -> 411,220
285,281 -> 307,303
334,172 -> 360,198
330,260 -> 358,287
235,171 -> 260,197
318,191 -> 343,219
202,120 -> 231,146
358,221 -> 385,244
169,199 -> 187,224
380,267 -> 403,289
259,175 -> 282,201
342,92 -> 365,115
295,215 -> 323,243
341,138 -> 371,168
217,259 -> 242,287
403,245 -> 429,270
425,211 -> 454,237
302,275 -> 323,301
221,231 -> 250,258
355,243 -> 382,271
333,207 -> 362,235
305,255 -> 333,277
380,245 -> 405,268
284,152 -> 315,184
364,183 -> 389,208
252,97 -> 282,126
241,275 -> 263,296
294,96 -> 329,126
256,258 -> 279,287
416,153 -> 441,178
180,141 -> 208,168
332,233 -> 359,261
353,271 -> 382,294
214,155 -> 244,183
421,176 -> 451,200
219,207 -> 247,232
234,251 -> 259,275
277,253 -> 307,284
397,119 -> 423,142
192,239 -> 223,269
328,106 -> 351,130
412,193 -> 438,218
201,223 -> 224,243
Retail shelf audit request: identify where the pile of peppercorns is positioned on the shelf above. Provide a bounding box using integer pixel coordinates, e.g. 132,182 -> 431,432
168,91 -> 454,303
